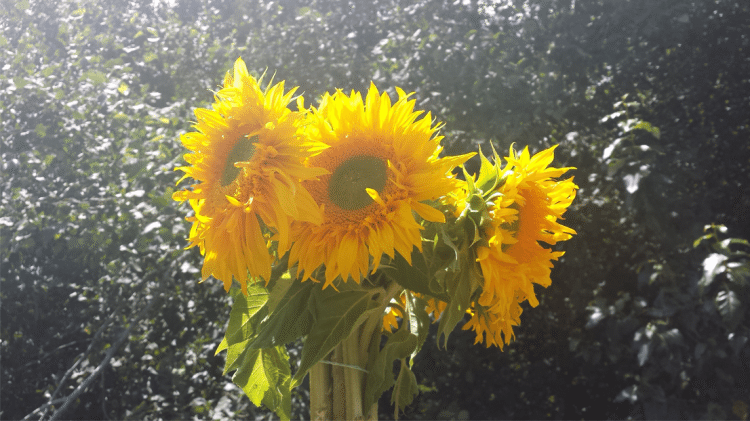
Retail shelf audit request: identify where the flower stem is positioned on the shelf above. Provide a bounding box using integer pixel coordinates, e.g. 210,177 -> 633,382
310,361 -> 332,421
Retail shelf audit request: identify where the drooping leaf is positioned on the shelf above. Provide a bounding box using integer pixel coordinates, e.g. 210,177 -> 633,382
249,278 -> 315,349
363,322 -> 419,411
232,346 -> 292,421
404,291 -> 430,362
391,359 -> 419,419
382,250 -> 443,297
437,252 -> 477,348
292,288 -> 380,386
217,285 -> 270,374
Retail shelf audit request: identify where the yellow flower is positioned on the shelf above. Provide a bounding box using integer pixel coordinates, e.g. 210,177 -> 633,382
382,293 -> 407,332
462,145 -> 577,348
173,58 -> 326,294
288,84 -> 473,289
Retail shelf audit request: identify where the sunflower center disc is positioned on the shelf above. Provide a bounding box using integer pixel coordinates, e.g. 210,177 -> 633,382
328,155 -> 387,210
221,135 -> 258,186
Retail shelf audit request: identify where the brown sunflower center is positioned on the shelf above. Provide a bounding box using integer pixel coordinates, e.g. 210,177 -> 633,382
221,135 -> 258,186
328,155 -> 387,210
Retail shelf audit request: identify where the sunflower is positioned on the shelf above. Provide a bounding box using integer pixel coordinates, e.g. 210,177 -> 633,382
457,145 -> 577,348
288,84 -> 473,289
173,58 -> 326,294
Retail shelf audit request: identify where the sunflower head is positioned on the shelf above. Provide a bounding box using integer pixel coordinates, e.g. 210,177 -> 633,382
288,84 -> 474,290
172,58 -> 326,294
445,144 -> 577,348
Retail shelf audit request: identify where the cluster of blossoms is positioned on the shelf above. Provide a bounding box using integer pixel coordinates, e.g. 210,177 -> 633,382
174,58 -> 577,349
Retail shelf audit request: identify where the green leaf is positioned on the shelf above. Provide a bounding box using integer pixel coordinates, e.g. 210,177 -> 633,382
382,250 -> 443,297
716,290 -> 742,328
404,292 -> 430,363
474,146 -> 500,194
232,346 -> 292,421
249,278 -> 315,349
292,288 -> 380,386
699,253 -> 727,288
363,323 -> 419,410
632,120 -> 661,139
391,359 -> 419,419
437,252 -> 478,348
218,285 -> 270,374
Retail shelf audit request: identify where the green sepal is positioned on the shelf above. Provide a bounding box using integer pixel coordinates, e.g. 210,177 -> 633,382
363,321 -> 419,411
232,345 -> 292,421
391,359 -> 419,419
291,287 -> 381,387
475,145 -> 501,195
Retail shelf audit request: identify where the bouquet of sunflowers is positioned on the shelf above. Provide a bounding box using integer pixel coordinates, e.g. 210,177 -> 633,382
173,58 -> 577,420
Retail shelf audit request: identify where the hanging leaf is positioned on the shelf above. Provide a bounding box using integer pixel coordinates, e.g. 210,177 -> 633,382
405,291 -> 430,362
391,359 -> 419,419
436,251 -> 479,348
363,322 -> 419,411
382,250 -> 444,298
249,278 -> 315,349
232,346 -> 292,421
217,285 -> 270,374
292,288 -> 381,386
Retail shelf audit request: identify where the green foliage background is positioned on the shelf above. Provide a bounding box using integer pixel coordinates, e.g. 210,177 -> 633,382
2,0 -> 749,419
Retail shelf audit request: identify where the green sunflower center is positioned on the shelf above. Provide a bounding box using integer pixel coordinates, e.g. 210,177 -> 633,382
328,155 -> 387,210
221,135 -> 258,186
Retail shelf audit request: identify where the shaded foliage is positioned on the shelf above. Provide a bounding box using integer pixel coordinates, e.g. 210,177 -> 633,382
1,0 -> 748,419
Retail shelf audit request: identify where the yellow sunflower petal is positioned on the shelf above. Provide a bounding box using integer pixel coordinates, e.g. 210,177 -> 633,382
289,84 -> 464,288
173,57 -> 325,293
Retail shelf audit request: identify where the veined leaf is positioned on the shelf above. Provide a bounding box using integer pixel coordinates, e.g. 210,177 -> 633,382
391,359 -> 419,419
232,346 -> 292,421
292,288 -> 380,386
405,292 -> 430,363
363,322 -> 419,411
249,278 -> 315,349
437,251 -> 478,348
382,250 -> 444,298
217,285 -> 270,374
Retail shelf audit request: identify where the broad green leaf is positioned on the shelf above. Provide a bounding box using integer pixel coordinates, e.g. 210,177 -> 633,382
249,278 -> 315,349
292,288 -> 380,386
405,292 -> 430,363
363,322 -> 419,410
218,285 -> 270,374
437,253 -> 478,348
232,346 -> 292,421
382,250 -> 443,298
391,359 -> 419,419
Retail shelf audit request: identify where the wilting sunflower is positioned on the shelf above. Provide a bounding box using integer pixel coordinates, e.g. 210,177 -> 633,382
173,58 -> 326,294
288,84 -> 473,289
459,145 -> 577,348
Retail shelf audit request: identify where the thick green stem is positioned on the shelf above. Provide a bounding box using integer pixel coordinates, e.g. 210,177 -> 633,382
309,361 -> 332,421
343,332 -> 364,420
331,345 -> 347,420
308,282 -> 403,421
